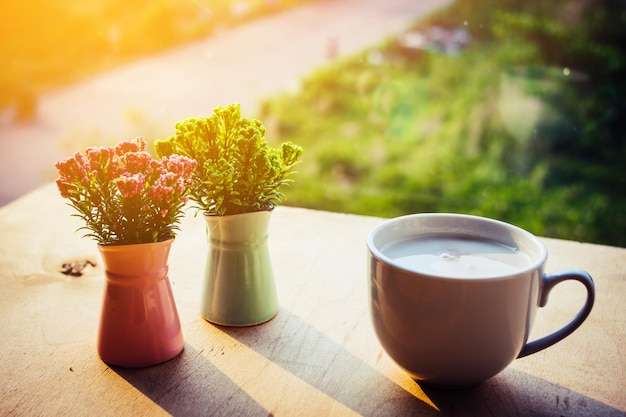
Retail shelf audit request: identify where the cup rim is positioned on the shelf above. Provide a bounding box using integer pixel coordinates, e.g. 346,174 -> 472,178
367,212 -> 548,280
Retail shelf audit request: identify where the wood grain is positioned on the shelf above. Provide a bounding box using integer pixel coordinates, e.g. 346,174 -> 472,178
1,183 -> 624,416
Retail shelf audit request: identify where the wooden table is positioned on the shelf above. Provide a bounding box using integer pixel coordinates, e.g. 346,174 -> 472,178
1,184 -> 625,416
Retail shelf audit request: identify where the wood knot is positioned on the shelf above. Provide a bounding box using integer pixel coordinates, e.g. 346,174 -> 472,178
60,260 -> 96,277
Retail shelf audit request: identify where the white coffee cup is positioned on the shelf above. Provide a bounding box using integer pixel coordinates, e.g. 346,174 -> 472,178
367,213 -> 594,389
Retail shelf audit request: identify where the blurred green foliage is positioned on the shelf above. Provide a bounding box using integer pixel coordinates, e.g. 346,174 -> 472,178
259,0 -> 626,246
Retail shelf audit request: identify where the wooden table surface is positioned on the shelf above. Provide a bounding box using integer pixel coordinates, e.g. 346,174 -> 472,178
1,184 -> 625,417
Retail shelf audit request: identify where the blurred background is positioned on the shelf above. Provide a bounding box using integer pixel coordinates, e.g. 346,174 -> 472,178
1,0 -> 624,247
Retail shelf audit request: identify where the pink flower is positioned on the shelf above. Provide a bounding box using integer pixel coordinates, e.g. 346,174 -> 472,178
150,159 -> 163,174
120,151 -> 154,175
85,146 -> 117,179
55,152 -> 89,185
163,155 -> 197,178
147,172 -> 181,204
176,177 -> 185,193
86,146 -> 112,167
55,178 -> 74,199
54,136 -> 196,245
115,137 -> 146,156
116,173 -> 145,198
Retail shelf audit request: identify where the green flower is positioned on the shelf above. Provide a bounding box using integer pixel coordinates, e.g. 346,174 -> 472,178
155,103 -> 303,216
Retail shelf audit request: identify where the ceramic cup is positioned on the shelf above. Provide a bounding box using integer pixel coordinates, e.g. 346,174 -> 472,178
367,213 -> 595,389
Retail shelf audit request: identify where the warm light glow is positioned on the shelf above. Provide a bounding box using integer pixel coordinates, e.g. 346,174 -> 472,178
0,0 -> 294,109
196,324 -> 363,416
373,349 -> 441,411
196,317 -> 441,414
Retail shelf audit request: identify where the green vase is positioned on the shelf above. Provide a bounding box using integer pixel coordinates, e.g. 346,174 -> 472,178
200,209 -> 278,326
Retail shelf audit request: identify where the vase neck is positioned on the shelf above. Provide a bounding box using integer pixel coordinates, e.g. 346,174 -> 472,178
209,234 -> 268,250
103,266 -> 169,285
204,210 -> 272,242
98,239 -> 173,279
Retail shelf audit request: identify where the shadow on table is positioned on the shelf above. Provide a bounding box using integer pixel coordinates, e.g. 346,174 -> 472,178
420,370 -> 625,417
112,308 -> 622,417
220,308 -> 624,417
113,344 -> 269,417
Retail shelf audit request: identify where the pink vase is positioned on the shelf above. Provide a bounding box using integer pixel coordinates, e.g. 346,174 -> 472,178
97,239 -> 184,367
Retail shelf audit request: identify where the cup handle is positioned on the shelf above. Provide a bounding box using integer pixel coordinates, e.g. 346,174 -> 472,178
517,269 -> 595,358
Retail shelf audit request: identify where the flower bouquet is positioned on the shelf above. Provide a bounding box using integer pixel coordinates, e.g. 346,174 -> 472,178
55,137 -> 197,245
154,104 -> 303,326
54,137 -> 196,367
154,103 -> 303,216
